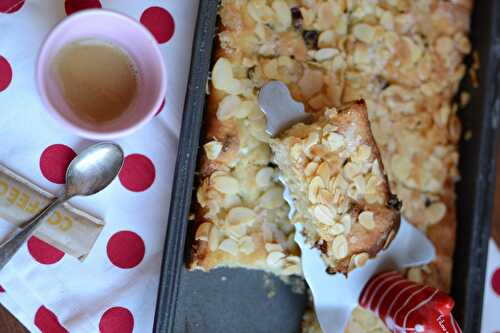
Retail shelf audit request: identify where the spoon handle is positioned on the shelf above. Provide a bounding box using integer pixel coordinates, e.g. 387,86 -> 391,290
0,197 -> 64,270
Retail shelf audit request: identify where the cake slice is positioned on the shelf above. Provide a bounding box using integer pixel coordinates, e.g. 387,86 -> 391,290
270,100 -> 401,274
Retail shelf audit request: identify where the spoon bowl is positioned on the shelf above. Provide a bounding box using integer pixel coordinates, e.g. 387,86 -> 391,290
65,143 -> 124,198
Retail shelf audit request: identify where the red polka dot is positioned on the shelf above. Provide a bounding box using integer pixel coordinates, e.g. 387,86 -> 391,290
107,231 -> 145,269
28,236 -> 65,265
140,6 -> 175,44
0,0 -> 25,13
64,0 -> 101,15
492,268 -> 500,296
39,144 -> 76,184
0,285 -> 5,293
155,98 -> 166,116
0,56 -> 12,92
119,154 -> 156,192
34,306 -> 68,333
99,307 -> 134,333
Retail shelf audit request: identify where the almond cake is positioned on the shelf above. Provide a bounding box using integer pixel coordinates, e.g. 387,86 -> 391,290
188,0 -> 472,331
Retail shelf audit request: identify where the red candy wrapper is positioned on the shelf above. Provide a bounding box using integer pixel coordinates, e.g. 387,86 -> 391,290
359,271 -> 462,333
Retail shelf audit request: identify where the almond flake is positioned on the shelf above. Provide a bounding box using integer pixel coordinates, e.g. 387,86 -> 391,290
195,223 -> 212,241
317,162 -> 331,183
305,161 -> 319,177
330,223 -> 345,235
265,243 -> 283,252
212,58 -> 242,94
359,211 -> 375,230
256,167 -> 274,188
353,252 -> 369,267
353,23 -> 375,43
259,186 -> 284,209
308,176 -> 325,203
219,238 -> 239,255
266,251 -> 285,266
226,206 -> 257,225
208,226 -> 223,252
314,204 -> 336,224
213,175 -> 240,194
203,141 -> 223,160
332,235 -> 348,259
425,202 -> 446,225
217,95 -> 242,120
239,236 -> 256,255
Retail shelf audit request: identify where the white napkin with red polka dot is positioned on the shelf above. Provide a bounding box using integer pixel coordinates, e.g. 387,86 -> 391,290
0,1 -> 499,333
0,0 -> 197,332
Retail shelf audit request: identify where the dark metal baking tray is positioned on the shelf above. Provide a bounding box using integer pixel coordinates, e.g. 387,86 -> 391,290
154,1 -> 500,332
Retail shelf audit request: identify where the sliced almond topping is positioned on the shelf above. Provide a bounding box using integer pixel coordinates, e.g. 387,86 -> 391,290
318,189 -> 334,205
203,141 -> 223,160
353,23 -> 375,43
259,186 -> 284,209
304,161 -> 319,177
304,132 -> 320,156
425,202 -> 446,225
317,162 -> 331,184
407,267 -> 424,283
332,235 -> 348,259
326,132 -> 345,151
330,223 -> 345,235
265,243 -> 283,252
286,255 -> 301,265
343,162 -> 361,180
217,94 -> 242,120
227,206 -> 257,225
352,145 -> 372,163
314,48 -> 338,62
239,236 -> 256,255
212,58 -> 242,94
314,204 -> 337,224
282,264 -> 301,275
308,176 -> 325,203
225,224 -> 248,240
341,214 -> 352,234
256,167 -> 274,188
208,226 -> 223,252
235,100 -> 255,119
353,252 -> 369,268
261,222 -> 274,242
266,251 -> 285,266
219,238 -> 239,256
195,223 -> 212,241
213,175 -> 240,194
272,1 -> 291,30
359,211 -> 375,230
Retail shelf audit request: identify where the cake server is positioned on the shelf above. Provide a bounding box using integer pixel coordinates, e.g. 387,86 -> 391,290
259,81 -> 437,333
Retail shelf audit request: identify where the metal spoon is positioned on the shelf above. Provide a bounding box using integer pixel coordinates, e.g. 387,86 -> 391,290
0,142 -> 124,270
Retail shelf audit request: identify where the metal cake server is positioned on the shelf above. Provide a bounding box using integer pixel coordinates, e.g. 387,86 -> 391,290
258,81 -> 436,333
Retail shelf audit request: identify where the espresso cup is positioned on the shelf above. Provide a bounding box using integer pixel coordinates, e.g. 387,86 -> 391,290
37,9 -> 166,140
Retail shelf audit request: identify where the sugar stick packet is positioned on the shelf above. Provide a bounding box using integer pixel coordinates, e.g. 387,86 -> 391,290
0,164 -> 104,260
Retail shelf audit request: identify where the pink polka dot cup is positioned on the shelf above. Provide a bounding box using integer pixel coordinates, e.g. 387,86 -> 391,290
36,9 -> 166,140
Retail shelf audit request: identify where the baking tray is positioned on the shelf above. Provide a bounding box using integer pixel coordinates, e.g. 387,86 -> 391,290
154,1 -> 500,332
